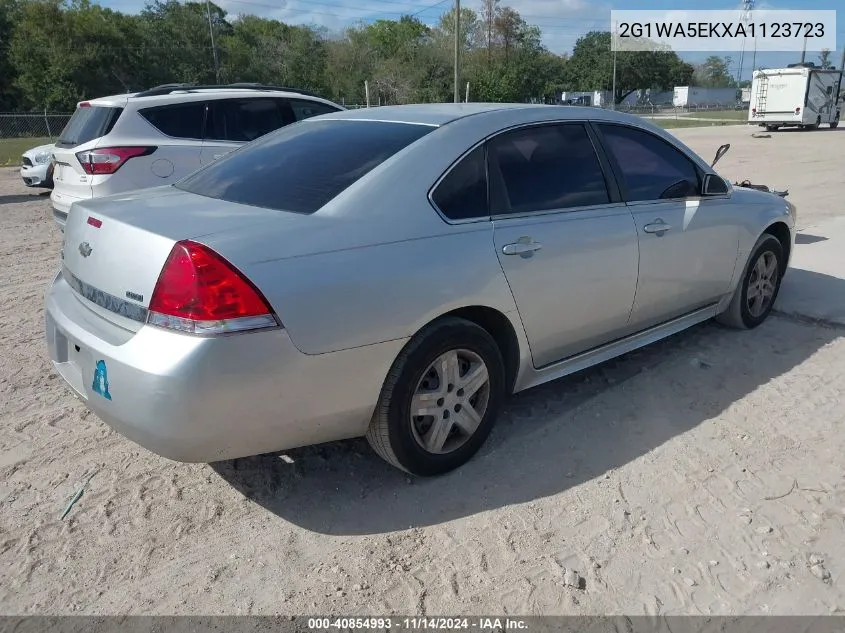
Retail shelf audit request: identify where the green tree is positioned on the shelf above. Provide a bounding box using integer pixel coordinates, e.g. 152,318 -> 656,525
10,0 -> 145,110
137,0 -> 229,87
693,55 -> 735,87
221,16 -> 327,93
564,31 -> 693,104
0,0 -> 22,109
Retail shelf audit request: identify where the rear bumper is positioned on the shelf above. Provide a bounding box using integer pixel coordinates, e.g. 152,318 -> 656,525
51,189 -> 89,229
45,271 -> 404,462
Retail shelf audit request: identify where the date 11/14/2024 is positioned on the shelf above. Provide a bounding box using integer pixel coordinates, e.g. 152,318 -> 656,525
306,617 -> 529,631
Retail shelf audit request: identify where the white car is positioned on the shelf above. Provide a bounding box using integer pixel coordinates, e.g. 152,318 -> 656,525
50,83 -> 344,229
20,143 -> 55,189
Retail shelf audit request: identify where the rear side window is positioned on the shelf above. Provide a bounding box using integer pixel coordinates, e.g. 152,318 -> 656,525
139,102 -> 206,140
431,145 -> 488,220
56,105 -> 123,148
176,120 -> 433,214
289,99 -> 342,121
597,124 -> 700,201
489,123 -> 610,214
206,98 -> 290,142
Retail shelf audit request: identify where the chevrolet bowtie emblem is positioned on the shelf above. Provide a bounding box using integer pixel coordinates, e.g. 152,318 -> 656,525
78,242 -> 92,258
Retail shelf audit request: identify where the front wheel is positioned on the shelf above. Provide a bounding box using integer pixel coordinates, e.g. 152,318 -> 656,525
716,234 -> 785,329
366,317 -> 505,476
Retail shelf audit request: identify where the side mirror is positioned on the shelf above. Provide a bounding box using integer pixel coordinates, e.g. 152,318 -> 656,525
702,173 -> 729,196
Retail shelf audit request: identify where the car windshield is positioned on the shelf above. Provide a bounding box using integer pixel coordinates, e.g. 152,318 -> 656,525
57,105 -> 123,148
175,119 -> 435,214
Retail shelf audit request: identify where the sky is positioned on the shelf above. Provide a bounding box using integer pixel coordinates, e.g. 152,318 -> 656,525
98,0 -> 843,81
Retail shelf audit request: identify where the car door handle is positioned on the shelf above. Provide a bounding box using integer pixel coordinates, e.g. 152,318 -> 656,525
502,240 -> 543,255
212,153 -> 226,160
643,220 -> 672,235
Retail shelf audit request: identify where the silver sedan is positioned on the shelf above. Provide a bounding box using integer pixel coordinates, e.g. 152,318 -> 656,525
45,104 -> 796,476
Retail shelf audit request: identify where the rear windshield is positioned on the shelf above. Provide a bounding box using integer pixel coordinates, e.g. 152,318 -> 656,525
57,105 -> 123,148
175,119 -> 434,214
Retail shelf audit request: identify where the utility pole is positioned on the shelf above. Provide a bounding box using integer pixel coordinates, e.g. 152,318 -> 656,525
206,0 -> 220,83
454,0 -> 461,103
736,0 -> 753,86
800,35 -> 807,64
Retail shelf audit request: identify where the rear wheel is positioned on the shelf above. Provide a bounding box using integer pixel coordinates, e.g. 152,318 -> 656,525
716,234 -> 785,330
366,317 -> 505,476
765,125 -> 779,132
831,114 -> 840,129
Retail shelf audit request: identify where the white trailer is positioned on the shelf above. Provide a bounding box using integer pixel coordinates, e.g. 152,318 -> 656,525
672,86 -> 739,108
748,65 -> 842,130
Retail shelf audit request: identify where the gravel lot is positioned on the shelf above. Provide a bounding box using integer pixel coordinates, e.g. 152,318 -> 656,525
1,125 -> 844,616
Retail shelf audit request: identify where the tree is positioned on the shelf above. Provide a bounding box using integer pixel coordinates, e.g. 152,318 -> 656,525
9,0 -> 146,110
693,56 -> 735,87
0,0 -> 22,109
137,0 -> 230,87
479,0 -> 500,65
436,6 -> 481,51
564,31 -> 693,104
221,16 -> 327,92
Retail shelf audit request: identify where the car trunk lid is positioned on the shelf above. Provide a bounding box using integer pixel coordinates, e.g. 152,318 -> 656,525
61,186 -> 295,333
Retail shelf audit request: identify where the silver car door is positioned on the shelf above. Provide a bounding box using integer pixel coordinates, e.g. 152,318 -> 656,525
594,123 -> 740,331
488,122 -> 640,368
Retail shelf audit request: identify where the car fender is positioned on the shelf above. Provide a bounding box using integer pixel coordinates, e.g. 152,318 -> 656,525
718,188 -> 796,309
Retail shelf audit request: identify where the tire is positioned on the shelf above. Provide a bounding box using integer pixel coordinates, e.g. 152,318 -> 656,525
765,125 -> 779,132
366,317 -> 505,476
716,234 -> 785,330
831,115 -> 840,129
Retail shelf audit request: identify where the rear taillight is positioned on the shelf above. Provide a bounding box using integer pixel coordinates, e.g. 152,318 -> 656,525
147,240 -> 279,335
751,107 -> 756,114
795,107 -> 801,113
76,146 -> 156,175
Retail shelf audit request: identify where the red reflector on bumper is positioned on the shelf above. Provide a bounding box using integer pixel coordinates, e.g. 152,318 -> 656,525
87,217 -> 102,228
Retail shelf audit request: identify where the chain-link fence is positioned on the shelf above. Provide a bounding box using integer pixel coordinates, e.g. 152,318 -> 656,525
0,113 -> 73,141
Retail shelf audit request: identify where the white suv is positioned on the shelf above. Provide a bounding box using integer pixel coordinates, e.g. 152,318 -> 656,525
50,84 -> 344,229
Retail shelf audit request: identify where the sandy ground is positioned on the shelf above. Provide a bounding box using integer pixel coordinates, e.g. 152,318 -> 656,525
1,124 -> 844,616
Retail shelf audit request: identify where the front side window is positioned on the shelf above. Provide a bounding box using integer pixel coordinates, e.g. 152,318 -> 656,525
597,124 -> 700,201
430,145 -> 488,220
488,123 -> 610,215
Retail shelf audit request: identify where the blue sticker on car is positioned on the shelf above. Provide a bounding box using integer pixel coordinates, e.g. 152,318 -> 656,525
92,360 -> 112,400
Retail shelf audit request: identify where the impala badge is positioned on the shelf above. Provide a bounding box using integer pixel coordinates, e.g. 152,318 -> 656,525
78,242 -> 92,258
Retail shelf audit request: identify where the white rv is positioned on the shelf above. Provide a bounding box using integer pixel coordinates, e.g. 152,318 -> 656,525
749,64 -> 842,130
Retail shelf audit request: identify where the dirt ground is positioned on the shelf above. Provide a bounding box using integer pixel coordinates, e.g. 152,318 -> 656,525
1,124 -> 844,616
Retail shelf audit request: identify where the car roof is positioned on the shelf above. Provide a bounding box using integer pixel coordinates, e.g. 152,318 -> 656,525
83,89 -> 332,109
314,103 -> 652,127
